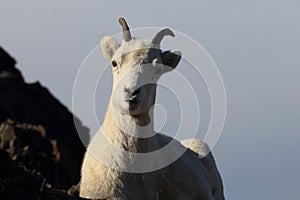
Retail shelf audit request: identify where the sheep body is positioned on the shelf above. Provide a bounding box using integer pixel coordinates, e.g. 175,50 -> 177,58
80,105 -> 224,200
80,18 -> 225,200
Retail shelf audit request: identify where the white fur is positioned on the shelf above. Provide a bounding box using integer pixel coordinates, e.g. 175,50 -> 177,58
80,30 -> 225,199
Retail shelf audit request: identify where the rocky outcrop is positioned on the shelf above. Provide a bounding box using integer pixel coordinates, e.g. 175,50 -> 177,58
0,149 -> 85,200
0,46 -> 89,189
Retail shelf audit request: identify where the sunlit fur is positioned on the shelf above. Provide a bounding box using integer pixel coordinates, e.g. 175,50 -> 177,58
80,31 -> 224,199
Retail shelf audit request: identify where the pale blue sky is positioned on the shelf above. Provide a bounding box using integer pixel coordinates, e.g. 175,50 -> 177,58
1,1 -> 300,199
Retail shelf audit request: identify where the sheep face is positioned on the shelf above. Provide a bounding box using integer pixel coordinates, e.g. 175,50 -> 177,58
100,18 -> 181,121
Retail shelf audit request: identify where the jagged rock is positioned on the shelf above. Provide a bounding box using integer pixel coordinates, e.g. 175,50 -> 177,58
0,149 -> 85,200
0,46 -> 89,188
0,119 -> 62,185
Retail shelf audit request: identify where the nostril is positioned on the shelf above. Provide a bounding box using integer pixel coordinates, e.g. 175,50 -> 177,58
124,87 -> 130,93
132,88 -> 141,96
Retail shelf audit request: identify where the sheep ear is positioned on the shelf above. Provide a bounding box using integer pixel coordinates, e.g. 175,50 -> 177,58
100,35 -> 120,61
161,50 -> 181,70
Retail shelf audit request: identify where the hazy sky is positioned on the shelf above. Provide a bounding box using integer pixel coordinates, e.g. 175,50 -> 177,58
1,0 -> 300,199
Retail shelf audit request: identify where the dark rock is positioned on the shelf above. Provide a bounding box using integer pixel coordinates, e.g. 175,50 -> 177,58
0,46 -> 23,86
0,149 -> 86,200
0,46 -> 89,188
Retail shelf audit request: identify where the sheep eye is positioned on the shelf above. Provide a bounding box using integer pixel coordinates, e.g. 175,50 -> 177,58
112,61 -> 118,68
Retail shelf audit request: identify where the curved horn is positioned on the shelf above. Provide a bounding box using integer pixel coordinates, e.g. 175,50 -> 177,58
119,17 -> 131,42
152,28 -> 175,46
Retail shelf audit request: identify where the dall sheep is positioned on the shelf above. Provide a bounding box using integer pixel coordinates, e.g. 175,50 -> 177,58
80,18 -> 225,200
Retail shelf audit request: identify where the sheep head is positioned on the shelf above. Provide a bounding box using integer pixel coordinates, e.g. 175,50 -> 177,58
100,18 -> 181,119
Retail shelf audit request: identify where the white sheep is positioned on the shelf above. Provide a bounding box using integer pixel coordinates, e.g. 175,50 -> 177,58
80,18 -> 225,200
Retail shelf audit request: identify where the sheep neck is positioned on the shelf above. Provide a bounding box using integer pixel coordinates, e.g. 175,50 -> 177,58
101,102 -> 157,153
